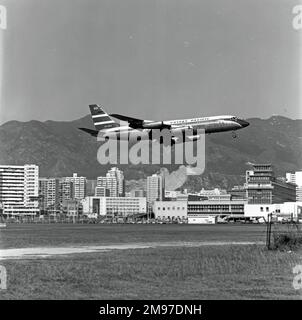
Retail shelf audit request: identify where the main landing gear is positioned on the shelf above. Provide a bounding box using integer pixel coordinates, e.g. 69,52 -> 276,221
232,131 -> 237,139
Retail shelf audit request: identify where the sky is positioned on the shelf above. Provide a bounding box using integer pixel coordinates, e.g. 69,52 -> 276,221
0,0 -> 301,124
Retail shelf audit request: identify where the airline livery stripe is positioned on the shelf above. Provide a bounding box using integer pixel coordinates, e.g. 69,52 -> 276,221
94,120 -> 115,126
92,114 -> 110,119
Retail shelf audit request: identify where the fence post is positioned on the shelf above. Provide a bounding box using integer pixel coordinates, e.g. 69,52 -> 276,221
266,213 -> 273,250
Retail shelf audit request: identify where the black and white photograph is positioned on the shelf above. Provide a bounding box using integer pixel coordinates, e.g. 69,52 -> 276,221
0,0 -> 302,311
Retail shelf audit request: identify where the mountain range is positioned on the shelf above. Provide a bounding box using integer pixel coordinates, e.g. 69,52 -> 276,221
0,115 -> 301,191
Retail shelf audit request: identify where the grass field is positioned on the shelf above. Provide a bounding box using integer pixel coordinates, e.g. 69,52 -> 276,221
0,224 -> 301,299
0,223 -> 267,248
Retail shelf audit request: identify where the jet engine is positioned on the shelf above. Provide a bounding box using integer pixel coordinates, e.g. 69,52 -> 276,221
186,135 -> 201,142
142,121 -> 170,129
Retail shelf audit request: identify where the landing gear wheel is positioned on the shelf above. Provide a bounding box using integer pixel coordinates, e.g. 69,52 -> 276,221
232,131 -> 237,139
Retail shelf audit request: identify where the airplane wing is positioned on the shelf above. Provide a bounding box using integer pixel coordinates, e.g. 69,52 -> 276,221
110,114 -> 148,129
110,114 -> 144,125
110,114 -> 171,130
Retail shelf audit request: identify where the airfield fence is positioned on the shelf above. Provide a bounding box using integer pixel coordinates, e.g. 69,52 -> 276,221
266,213 -> 302,250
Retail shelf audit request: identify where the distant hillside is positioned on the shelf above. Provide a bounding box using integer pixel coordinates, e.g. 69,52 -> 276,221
0,115 -> 301,191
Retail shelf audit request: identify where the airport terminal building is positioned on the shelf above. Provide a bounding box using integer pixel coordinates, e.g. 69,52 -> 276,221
81,196 -> 147,218
153,200 -> 187,221
245,164 -> 296,204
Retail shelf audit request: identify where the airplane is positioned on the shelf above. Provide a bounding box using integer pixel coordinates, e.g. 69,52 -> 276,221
79,104 -> 249,143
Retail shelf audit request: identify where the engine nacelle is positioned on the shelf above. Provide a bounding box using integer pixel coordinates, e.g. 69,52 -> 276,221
186,135 -> 201,141
143,121 -> 166,129
171,136 -> 180,143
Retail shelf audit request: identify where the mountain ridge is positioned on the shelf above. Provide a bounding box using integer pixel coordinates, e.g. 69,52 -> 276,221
1,115 -> 301,191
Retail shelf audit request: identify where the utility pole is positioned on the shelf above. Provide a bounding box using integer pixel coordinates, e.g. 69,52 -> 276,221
266,213 -> 273,249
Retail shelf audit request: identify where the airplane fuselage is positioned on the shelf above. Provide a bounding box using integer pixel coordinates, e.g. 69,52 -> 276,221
79,105 -> 250,142
101,115 -> 249,140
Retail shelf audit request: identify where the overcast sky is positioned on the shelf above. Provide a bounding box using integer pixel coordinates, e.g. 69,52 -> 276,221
0,0 -> 301,124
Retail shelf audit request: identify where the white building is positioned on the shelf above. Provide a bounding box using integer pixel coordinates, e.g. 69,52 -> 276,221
0,164 -> 39,216
39,178 -> 60,213
297,188 -> 302,202
127,189 -> 145,198
244,202 -> 302,221
165,190 -> 183,199
153,200 -> 187,221
286,171 -> 302,201
81,196 -> 146,217
95,186 -> 109,197
95,167 -> 124,197
198,188 -> 227,196
65,173 -> 86,200
147,174 -> 164,211
59,179 -> 73,202
188,215 -> 217,224
61,199 -> 82,218
286,172 -> 302,185
106,167 -> 124,197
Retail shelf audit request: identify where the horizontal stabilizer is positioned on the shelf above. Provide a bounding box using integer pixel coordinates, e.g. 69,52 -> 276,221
78,127 -> 99,137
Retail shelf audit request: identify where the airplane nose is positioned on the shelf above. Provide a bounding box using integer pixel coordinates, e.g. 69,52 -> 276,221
237,119 -> 249,128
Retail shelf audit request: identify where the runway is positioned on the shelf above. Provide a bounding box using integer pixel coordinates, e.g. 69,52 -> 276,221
0,240 -> 264,260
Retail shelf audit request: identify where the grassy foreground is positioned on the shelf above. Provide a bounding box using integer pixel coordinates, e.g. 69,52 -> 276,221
1,245 -> 301,300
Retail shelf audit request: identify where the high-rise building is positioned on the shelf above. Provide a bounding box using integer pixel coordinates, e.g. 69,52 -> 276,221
96,176 -> 107,188
127,189 -> 145,198
95,176 -> 114,197
95,186 -> 110,197
65,173 -> 86,200
105,176 -> 118,197
95,167 -> 124,197
245,164 -> 296,204
147,174 -> 165,212
286,171 -> 302,201
59,179 -> 73,202
106,167 -> 125,197
86,179 -> 97,196
0,164 -> 39,216
61,199 -> 82,218
39,178 -> 60,214
286,173 -> 297,185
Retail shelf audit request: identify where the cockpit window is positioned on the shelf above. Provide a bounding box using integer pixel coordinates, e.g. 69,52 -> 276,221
231,116 -> 238,121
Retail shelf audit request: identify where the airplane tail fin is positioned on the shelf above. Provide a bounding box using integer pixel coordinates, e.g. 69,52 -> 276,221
89,104 -> 119,131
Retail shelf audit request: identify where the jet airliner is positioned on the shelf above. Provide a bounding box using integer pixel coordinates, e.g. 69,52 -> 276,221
79,104 -> 249,143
